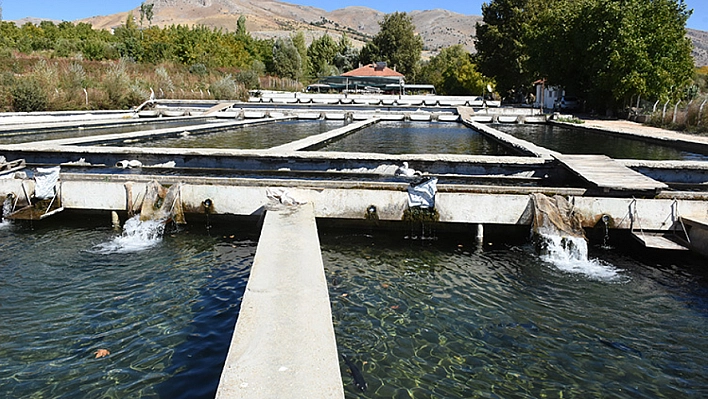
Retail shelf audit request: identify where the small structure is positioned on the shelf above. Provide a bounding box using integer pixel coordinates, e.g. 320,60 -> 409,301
313,62 -> 406,94
533,79 -> 564,110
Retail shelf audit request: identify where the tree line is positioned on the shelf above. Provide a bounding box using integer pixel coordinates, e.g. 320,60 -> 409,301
0,0 -> 702,120
475,0 -> 696,115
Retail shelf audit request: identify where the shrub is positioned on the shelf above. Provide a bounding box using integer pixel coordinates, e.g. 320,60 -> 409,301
210,75 -> 237,100
11,78 -> 48,112
234,69 -> 260,90
54,39 -> 80,58
189,63 -> 208,76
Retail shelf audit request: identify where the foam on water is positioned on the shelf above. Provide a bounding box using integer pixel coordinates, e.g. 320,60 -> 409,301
1,196 -> 13,228
93,215 -> 166,253
539,234 -> 623,281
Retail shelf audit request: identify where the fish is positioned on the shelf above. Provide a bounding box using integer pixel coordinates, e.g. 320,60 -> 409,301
599,339 -> 642,357
342,354 -> 367,392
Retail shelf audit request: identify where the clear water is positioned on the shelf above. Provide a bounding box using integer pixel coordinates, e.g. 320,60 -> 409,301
321,231 -> 708,398
0,119 -> 216,145
121,120 -> 346,149
2,219 -> 707,399
495,124 -> 708,160
0,217 -> 256,398
318,121 -> 514,155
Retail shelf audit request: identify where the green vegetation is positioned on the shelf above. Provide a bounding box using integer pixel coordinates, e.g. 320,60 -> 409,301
475,0 -> 695,114
0,0 -> 702,128
419,45 -> 491,96
360,12 -> 423,80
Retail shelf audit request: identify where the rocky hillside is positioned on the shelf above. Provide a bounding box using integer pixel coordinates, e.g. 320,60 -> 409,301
688,29 -> 708,67
21,0 -> 708,65
78,0 -> 480,55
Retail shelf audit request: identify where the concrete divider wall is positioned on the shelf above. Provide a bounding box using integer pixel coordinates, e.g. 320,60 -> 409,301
216,203 -> 344,399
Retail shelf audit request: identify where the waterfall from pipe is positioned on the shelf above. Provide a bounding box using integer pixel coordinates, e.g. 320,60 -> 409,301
92,181 -> 185,254
93,215 -> 167,253
1,195 -> 13,227
531,193 -> 621,281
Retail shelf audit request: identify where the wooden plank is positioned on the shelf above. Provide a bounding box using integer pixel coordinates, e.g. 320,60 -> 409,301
203,102 -> 235,115
554,154 -> 667,192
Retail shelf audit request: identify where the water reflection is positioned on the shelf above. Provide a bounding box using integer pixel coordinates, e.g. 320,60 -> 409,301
495,123 -> 708,160
122,120 -> 346,149
319,121 -> 514,155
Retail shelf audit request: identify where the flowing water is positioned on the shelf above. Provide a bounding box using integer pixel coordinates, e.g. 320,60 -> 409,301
1,219 -> 707,398
318,121 -> 513,155
321,231 -> 708,398
495,124 -> 708,160
0,217 -> 257,398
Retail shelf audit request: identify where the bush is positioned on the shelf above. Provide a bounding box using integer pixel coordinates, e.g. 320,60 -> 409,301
189,63 -> 208,76
54,39 -> 80,58
11,78 -> 48,112
210,75 -> 237,100
234,69 -> 260,90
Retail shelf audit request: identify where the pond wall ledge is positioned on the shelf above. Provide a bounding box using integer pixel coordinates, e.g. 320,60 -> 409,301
461,120 -> 559,159
215,202 -> 344,399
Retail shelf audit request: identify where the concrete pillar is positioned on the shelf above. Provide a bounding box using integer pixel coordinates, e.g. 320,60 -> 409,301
216,202 -> 344,399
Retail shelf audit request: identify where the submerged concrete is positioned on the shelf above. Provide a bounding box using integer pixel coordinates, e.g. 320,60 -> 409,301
216,202 -> 343,399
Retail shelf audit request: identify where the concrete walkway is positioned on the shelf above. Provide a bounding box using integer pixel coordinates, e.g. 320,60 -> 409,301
216,202 -> 344,399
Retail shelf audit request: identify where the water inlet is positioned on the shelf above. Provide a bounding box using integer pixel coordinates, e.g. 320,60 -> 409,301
203,199 -> 213,214
365,205 -> 378,221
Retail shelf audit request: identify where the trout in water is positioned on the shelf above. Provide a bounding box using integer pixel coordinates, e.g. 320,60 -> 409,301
342,354 -> 367,392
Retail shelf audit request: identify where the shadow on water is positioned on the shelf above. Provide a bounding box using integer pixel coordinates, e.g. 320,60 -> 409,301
155,235 -> 255,399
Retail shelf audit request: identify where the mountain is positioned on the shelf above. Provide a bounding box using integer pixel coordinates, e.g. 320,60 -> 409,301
15,0 -> 708,65
77,0 -> 480,55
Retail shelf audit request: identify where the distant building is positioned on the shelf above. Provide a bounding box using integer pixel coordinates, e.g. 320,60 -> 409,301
533,79 -> 564,109
308,62 -> 434,94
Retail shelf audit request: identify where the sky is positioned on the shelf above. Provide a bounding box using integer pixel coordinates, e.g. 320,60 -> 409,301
3,0 -> 708,32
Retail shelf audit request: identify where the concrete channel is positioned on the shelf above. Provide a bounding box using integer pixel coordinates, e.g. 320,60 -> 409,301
2,98 -> 708,397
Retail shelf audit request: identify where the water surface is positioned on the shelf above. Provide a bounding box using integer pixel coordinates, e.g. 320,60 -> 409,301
321,231 -> 708,398
0,119 -> 217,145
0,217 -> 255,398
495,124 -> 708,160
122,120 -> 346,149
2,219 -> 707,398
318,121 -> 514,155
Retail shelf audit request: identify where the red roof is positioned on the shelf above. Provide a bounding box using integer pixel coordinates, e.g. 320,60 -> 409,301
341,63 -> 404,78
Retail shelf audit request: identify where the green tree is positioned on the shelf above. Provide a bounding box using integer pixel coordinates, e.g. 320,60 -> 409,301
333,34 -> 359,73
420,45 -> 488,95
139,2 -> 154,30
527,0 -> 694,112
291,31 -> 309,81
361,12 -> 423,80
307,33 -> 338,78
272,37 -> 302,80
236,15 -> 248,37
114,12 -> 144,61
474,0 -> 534,100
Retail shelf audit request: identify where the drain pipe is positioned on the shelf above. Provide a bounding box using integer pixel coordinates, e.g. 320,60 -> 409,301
475,223 -> 484,245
